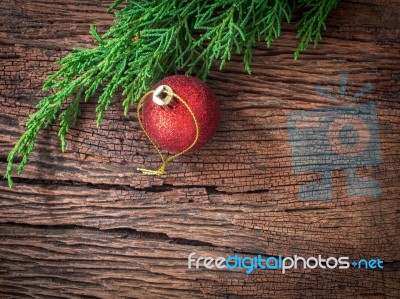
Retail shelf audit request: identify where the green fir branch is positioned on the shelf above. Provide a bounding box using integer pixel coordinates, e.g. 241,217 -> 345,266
4,0 -> 341,188
295,0 -> 341,59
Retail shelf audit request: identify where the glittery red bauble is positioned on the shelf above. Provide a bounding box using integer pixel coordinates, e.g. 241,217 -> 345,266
142,75 -> 220,153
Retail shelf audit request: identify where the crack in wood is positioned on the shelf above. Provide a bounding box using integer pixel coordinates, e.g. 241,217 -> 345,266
0,222 -> 216,248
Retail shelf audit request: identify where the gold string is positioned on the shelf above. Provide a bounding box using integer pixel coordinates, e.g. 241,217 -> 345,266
136,89 -> 199,176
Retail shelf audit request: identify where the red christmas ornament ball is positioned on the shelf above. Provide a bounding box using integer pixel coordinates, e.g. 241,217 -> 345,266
141,75 -> 220,153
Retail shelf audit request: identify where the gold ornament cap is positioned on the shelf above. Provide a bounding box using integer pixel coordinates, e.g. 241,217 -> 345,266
152,85 -> 174,106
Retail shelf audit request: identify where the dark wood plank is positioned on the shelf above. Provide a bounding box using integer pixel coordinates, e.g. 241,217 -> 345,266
0,224 -> 399,298
0,0 -> 399,297
0,181 -> 399,261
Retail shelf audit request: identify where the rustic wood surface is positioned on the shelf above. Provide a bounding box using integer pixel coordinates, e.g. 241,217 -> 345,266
1,0 -> 399,298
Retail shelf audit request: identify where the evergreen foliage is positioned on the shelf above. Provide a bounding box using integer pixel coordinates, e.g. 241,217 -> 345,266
4,0 -> 340,187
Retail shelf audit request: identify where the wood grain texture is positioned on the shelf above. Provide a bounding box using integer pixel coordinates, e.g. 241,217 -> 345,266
0,0 -> 399,298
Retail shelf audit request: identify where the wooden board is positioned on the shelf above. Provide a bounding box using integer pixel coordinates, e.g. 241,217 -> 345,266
0,0 -> 399,298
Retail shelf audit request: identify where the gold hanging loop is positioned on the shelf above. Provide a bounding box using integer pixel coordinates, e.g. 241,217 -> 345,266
136,87 -> 199,176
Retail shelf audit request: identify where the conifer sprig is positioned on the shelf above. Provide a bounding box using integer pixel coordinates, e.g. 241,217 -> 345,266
4,0 -> 340,187
295,0 -> 341,59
